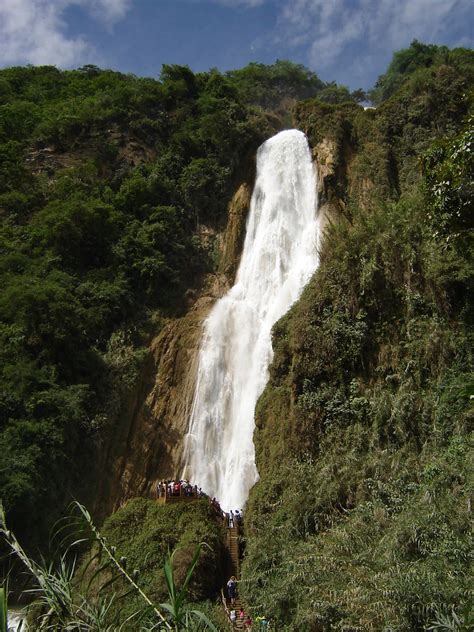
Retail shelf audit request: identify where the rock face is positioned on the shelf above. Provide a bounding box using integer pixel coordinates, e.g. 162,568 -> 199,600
218,182 -> 253,278
311,137 -> 347,234
94,179 -> 253,519
93,129 -> 344,520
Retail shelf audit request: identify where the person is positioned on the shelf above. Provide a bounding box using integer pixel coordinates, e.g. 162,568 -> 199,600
244,614 -> 252,629
239,607 -> 245,619
227,576 -> 237,605
230,608 -> 237,628
229,510 -> 234,527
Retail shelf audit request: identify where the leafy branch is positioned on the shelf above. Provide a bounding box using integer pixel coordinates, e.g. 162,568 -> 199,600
0,501 -> 217,631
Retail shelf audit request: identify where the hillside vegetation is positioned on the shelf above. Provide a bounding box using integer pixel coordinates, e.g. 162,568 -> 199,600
0,43 -> 472,630
0,62 -> 277,545
242,45 -> 473,631
93,498 -> 227,625
1,57 -> 360,547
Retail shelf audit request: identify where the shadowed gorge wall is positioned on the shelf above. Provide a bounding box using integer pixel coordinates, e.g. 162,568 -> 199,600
93,180 -> 254,518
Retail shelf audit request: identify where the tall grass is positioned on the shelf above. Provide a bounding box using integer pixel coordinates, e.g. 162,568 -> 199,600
160,545 -> 217,632
0,501 -> 218,631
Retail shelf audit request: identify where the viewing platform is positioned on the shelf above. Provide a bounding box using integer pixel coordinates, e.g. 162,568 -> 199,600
155,481 -> 200,505
155,480 -> 249,627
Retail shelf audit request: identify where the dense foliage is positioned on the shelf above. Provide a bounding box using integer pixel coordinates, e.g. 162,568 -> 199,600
0,42 -> 473,629
96,498 -> 227,625
242,52 -> 474,631
226,60 -> 364,112
1,500 -> 223,630
0,60 -> 363,547
244,191 -> 473,630
370,40 -> 474,104
0,63 -> 273,545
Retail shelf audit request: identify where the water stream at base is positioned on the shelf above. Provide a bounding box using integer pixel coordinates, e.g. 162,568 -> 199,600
183,129 -> 320,511
8,607 -> 26,631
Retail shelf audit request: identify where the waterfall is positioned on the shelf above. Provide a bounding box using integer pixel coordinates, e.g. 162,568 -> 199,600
183,129 -> 319,511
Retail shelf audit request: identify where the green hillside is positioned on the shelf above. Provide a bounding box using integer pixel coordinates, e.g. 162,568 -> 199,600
0,42 -> 473,631
242,47 -> 473,631
0,62 -> 277,545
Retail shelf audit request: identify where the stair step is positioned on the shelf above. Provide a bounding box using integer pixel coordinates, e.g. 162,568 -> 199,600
224,524 -> 248,629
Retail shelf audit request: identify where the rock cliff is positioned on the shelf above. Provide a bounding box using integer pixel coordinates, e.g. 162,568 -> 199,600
93,178 -> 253,518
91,119 -> 358,520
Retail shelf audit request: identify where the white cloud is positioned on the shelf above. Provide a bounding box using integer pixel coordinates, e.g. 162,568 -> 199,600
1,0 -> 471,82
89,0 -> 132,23
275,0 -> 473,85
0,0 -> 132,68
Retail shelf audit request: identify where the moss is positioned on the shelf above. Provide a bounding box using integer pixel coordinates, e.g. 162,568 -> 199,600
242,156 -> 473,628
294,64 -> 472,214
90,497 -> 226,624
103,498 -> 225,597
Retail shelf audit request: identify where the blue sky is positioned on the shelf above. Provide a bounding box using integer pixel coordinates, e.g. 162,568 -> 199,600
1,0 -> 473,90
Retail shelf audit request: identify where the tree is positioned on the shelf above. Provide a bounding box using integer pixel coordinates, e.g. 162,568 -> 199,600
422,114 -> 473,244
227,60 -> 324,110
317,83 -> 353,104
370,40 -> 449,103
180,158 -> 230,225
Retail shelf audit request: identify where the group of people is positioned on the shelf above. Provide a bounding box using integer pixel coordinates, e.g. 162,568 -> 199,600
155,480 -> 244,529
156,479 -> 200,498
229,606 -> 254,629
229,609 -> 271,630
155,480 -> 246,538
155,480 -> 268,627
227,577 -> 270,630
226,509 -> 243,528
210,499 -> 244,528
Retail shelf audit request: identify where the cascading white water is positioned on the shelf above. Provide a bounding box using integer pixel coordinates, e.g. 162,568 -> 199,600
183,129 -> 319,511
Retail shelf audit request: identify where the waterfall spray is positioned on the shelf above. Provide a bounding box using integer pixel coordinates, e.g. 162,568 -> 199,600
183,129 -> 319,510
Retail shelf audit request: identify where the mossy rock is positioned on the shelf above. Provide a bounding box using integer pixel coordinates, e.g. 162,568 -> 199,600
83,497 -> 226,624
